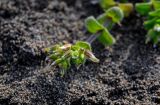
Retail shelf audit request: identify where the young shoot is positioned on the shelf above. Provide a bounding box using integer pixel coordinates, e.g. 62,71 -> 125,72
85,7 -> 124,46
45,7 -> 124,76
45,41 -> 99,76
136,0 -> 160,46
99,0 -> 133,17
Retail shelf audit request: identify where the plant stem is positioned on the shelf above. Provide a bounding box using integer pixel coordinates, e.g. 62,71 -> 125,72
86,32 -> 101,44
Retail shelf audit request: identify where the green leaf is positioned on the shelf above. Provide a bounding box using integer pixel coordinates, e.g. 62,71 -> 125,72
85,16 -> 104,34
105,7 -> 124,23
118,3 -> 133,17
135,2 -> 152,15
71,50 -> 79,59
97,13 -> 114,30
79,53 -> 85,61
98,28 -> 116,45
75,41 -> 91,50
97,13 -> 109,25
149,9 -> 160,17
99,0 -> 116,10
71,45 -> 79,51
156,19 -> 160,23
60,59 -> 70,77
71,49 -> 85,67
146,29 -> 159,45
45,44 -> 61,54
51,58 -> 63,66
144,17 -> 159,30
62,60 -> 70,70
72,56 -> 85,67
152,0 -> 160,10
48,53 -> 59,61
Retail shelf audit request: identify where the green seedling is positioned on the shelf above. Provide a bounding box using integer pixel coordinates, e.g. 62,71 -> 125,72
136,0 -> 160,46
145,11 -> 160,45
99,0 -> 133,17
85,7 -> 124,46
45,41 -> 99,76
45,7 -> 124,76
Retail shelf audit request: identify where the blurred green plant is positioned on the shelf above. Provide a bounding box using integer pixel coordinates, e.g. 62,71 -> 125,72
99,0 -> 133,17
136,0 -> 160,46
45,7 -> 124,76
135,0 -> 160,15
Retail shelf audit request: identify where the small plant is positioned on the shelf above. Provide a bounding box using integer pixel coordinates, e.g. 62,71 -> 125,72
85,7 -> 124,45
99,0 -> 133,17
45,7 -> 124,76
45,41 -> 99,76
136,0 -> 160,46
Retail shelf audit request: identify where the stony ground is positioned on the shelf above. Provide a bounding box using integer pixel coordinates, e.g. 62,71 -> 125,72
0,0 -> 160,105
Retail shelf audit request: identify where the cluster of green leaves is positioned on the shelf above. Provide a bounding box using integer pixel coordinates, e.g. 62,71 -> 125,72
45,41 -> 99,76
85,7 -> 124,46
136,0 -> 160,45
99,0 -> 133,17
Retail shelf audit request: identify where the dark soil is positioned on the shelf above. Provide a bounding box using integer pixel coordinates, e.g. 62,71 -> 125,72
1,0 -> 160,105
